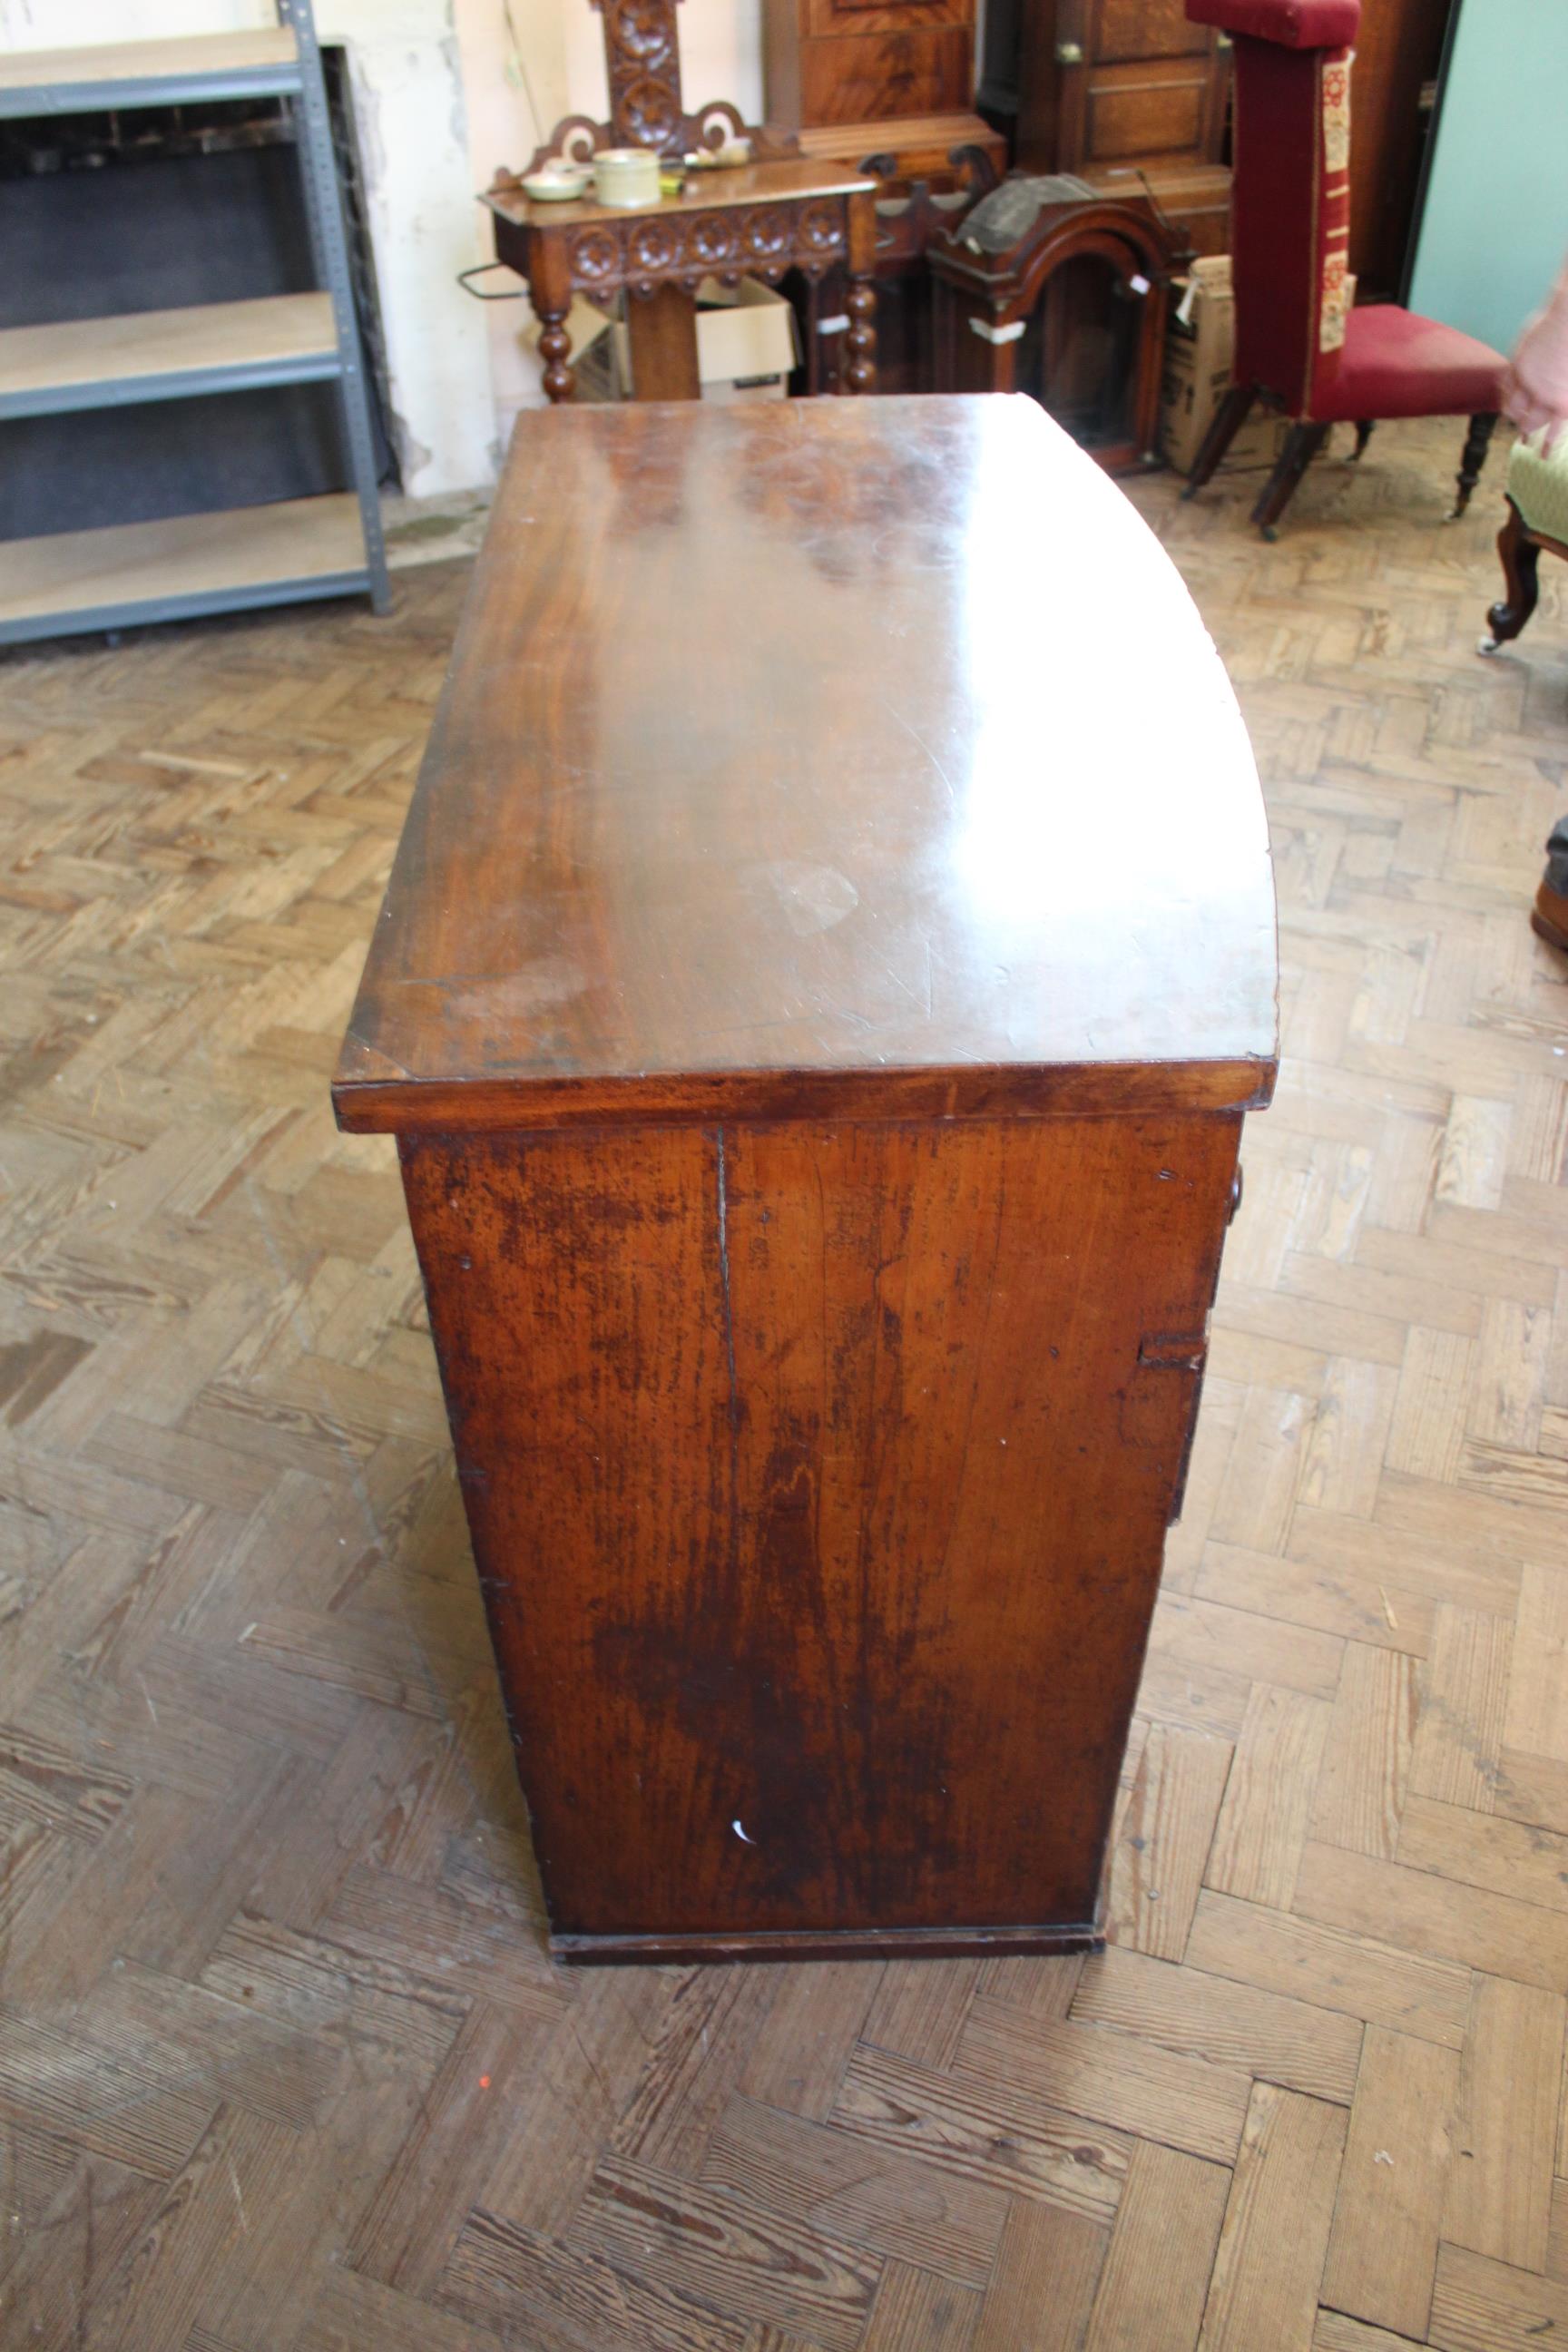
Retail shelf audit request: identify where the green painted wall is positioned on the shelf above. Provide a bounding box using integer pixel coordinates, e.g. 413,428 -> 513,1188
1406,0 -> 1568,358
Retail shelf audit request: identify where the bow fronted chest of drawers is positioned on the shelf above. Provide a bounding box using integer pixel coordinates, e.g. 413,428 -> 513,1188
335,395 -> 1278,1962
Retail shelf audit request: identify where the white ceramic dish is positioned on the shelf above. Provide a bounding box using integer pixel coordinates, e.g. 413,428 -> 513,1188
523,168 -> 593,202
687,140 -> 752,171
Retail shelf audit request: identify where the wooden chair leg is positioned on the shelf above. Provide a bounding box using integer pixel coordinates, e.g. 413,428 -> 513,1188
1349,420 -> 1376,460
1250,422 -> 1328,539
1535,820 -> 1568,950
1181,384 -> 1257,498
1479,497 -> 1542,652
1450,410 -> 1499,518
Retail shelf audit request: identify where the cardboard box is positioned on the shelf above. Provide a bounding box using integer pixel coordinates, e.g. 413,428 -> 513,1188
1160,259 -> 1269,474
1160,257 -> 1354,475
690,274 -> 799,404
613,276 -> 799,402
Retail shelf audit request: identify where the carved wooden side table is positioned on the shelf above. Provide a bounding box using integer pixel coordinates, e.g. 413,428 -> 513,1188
484,160 -> 879,404
333,396 -> 1278,1965
481,0 -> 877,403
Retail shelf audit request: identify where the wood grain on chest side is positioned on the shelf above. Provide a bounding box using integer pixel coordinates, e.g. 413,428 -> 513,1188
401,1109 -> 1241,1952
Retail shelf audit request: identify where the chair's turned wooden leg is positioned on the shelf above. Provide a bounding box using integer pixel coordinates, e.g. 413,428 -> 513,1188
1534,821 -> 1568,950
1349,419 -> 1376,460
1449,410 -> 1499,518
1250,422 -> 1328,539
1479,497 -> 1541,652
1181,384 -> 1257,498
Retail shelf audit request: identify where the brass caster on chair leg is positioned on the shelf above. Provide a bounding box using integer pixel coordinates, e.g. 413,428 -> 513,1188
1260,524 -> 1279,543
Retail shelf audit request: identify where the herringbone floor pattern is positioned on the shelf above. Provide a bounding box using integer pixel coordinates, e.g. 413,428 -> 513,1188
2,416 -> 1567,2350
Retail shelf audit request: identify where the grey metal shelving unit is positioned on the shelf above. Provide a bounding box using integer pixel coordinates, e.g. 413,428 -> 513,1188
0,0 -> 389,645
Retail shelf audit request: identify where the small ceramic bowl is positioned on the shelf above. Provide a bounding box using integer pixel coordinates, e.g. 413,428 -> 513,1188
687,139 -> 752,171
522,164 -> 593,202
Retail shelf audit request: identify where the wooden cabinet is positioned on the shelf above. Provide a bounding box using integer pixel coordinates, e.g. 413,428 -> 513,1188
334,395 -> 1278,1963
762,0 -> 1004,179
986,0 -> 1233,256
1019,0 -> 1229,175
1345,0 -> 1450,297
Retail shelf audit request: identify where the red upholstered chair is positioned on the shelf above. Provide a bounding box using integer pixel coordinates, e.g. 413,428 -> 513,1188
1182,0 -> 1504,537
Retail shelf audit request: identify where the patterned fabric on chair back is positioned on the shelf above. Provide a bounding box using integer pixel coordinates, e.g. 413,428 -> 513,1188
1187,0 -> 1359,416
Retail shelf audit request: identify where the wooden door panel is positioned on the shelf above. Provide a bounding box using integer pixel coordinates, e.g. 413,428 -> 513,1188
1022,4 -> 1229,175
1083,66 -> 1208,163
1094,0 -> 1211,63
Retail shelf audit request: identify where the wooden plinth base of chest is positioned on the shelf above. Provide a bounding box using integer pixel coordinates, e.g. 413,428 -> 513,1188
401,1105 -> 1240,1962
551,1923 -> 1100,1965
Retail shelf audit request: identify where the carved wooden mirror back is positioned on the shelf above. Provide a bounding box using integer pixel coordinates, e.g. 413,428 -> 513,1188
514,0 -> 795,177
597,0 -> 683,152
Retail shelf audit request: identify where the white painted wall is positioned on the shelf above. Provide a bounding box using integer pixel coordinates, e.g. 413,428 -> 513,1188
451,0 -> 570,446
0,0 -> 767,488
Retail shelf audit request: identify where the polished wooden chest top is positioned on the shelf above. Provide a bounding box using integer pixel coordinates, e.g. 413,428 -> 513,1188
334,397 -> 1278,1962
334,397 -> 1275,1134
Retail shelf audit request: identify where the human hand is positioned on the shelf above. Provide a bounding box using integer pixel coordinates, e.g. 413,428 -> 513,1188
1503,374 -> 1563,452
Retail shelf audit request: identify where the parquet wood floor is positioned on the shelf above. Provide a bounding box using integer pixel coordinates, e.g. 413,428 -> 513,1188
2,416 -> 1566,2350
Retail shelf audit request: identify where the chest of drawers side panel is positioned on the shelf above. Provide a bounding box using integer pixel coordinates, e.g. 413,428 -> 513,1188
398,1104 -> 1242,1955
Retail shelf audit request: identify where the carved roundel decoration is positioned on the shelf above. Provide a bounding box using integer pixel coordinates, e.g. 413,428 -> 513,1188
628,218 -> 681,276
743,207 -> 791,262
608,0 -> 674,59
568,226 -> 623,284
799,201 -> 846,254
688,211 -> 740,268
619,75 -> 681,148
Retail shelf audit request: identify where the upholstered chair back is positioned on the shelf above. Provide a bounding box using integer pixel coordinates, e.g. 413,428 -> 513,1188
1188,0 -> 1360,417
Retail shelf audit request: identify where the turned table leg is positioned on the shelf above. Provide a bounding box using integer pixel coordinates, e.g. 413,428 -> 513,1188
844,188 -> 877,395
535,302 -> 576,406
845,276 -> 877,394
